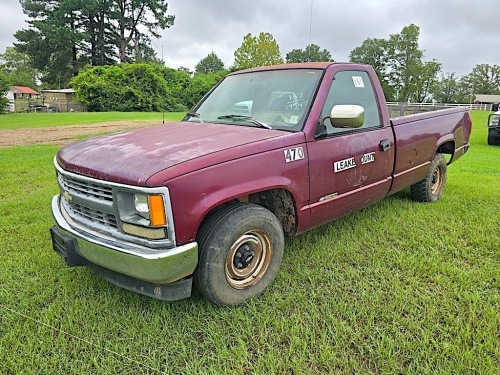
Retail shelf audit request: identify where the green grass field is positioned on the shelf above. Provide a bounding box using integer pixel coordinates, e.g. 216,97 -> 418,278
0,111 -> 498,374
0,111 -> 185,129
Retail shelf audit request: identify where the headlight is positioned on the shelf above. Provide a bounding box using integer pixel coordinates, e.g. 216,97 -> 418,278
489,115 -> 500,127
134,194 -> 150,218
133,194 -> 167,227
121,193 -> 168,239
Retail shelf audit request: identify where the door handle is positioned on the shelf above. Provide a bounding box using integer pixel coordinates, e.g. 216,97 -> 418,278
380,139 -> 391,152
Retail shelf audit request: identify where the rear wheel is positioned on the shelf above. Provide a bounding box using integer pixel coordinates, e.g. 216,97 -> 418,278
194,203 -> 284,306
410,153 -> 447,203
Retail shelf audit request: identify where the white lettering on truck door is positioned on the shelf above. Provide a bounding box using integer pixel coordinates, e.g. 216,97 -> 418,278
334,157 -> 356,173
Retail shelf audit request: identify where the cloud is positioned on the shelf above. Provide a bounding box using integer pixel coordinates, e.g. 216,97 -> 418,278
1,0 -> 498,77
0,0 -> 26,52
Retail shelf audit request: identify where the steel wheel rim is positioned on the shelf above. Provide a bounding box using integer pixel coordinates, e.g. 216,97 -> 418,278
431,165 -> 443,195
225,230 -> 272,289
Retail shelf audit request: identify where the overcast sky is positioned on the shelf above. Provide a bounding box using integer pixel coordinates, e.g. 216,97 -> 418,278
0,0 -> 498,77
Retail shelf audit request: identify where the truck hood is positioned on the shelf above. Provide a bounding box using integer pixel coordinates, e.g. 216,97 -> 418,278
57,122 -> 290,185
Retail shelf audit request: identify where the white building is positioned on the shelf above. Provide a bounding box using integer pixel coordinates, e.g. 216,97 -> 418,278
5,86 -> 40,112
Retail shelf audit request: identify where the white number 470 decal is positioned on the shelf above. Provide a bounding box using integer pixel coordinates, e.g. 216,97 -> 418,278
284,147 -> 305,163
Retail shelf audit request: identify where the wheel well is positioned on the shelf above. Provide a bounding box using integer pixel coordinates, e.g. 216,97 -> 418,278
437,140 -> 455,163
198,189 -> 297,238
247,189 -> 297,236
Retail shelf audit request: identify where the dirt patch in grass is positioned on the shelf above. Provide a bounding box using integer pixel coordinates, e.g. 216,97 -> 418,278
0,120 -> 169,147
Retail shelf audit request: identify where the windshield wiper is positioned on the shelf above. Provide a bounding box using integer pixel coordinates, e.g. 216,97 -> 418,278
185,112 -> 204,123
217,115 -> 273,130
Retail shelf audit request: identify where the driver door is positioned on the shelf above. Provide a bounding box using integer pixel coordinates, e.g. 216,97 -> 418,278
307,70 -> 395,228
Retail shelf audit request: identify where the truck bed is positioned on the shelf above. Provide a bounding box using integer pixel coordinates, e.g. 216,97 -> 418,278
389,107 -> 472,194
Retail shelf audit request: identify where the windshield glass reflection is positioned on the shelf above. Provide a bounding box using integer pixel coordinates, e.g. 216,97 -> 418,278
187,69 -> 322,131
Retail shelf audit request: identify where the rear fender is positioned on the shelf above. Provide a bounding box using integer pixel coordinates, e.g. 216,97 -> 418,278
436,138 -> 455,164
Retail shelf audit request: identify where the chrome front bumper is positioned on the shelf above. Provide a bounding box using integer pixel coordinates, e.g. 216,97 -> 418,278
51,195 -> 198,286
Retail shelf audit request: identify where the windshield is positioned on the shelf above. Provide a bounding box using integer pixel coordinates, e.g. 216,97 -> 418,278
186,69 -> 323,131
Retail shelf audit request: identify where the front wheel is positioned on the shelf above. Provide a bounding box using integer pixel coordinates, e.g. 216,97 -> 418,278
194,203 -> 284,306
410,153 -> 447,203
488,133 -> 500,145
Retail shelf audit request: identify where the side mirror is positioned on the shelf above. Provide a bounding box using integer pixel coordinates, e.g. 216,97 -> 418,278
330,105 -> 364,129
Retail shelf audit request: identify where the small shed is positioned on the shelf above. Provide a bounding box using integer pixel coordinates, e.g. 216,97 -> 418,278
6,86 -> 41,112
41,89 -> 84,112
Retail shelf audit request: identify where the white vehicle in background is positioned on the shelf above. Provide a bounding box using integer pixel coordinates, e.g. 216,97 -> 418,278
487,111 -> 500,145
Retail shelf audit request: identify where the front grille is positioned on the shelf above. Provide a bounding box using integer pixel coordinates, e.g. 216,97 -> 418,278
57,169 -> 117,233
54,160 -> 175,247
64,199 -> 117,229
58,172 -> 113,202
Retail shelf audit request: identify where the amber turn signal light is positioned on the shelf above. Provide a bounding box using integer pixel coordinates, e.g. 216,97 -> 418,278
148,195 -> 167,227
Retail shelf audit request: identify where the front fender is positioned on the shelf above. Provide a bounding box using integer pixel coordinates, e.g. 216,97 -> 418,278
165,147 -> 310,244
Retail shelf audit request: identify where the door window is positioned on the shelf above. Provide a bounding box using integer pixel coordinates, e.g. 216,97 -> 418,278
321,71 -> 381,135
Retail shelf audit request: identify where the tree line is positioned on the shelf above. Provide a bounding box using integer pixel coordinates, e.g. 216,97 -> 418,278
349,24 -> 500,103
14,0 -> 174,87
0,1 -> 499,113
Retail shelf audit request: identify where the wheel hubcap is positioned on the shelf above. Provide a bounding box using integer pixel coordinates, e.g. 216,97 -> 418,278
233,245 -> 256,269
431,166 -> 443,195
225,230 -> 272,289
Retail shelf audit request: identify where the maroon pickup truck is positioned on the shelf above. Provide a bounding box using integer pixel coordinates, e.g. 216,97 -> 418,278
50,62 -> 471,305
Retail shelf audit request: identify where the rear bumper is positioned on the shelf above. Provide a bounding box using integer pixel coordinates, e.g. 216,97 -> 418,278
50,195 -> 198,300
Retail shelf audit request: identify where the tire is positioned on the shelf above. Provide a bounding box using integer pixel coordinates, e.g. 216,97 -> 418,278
488,134 -> 500,145
193,203 -> 285,306
410,153 -> 447,203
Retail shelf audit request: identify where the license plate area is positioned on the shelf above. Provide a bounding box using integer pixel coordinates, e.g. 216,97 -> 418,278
50,226 -> 89,267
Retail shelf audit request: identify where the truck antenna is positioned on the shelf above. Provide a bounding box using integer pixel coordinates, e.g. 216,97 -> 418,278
307,0 -> 314,62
